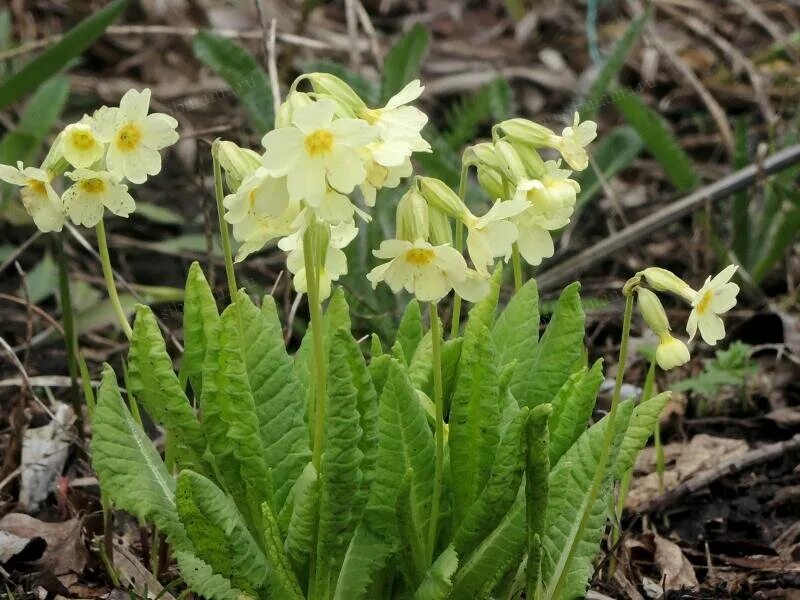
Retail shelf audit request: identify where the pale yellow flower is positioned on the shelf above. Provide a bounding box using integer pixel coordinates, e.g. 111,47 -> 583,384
687,265 -> 739,345
62,119 -> 105,168
63,168 -> 135,227
231,205 -> 300,262
465,198 -> 529,274
553,113 -> 597,171
0,162 -> 64,232
92,88 -> 179,184
656,335 -> 690,370
223,167 -> 290,224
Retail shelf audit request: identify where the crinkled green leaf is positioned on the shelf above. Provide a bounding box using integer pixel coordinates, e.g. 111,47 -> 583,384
284,462 -> 319,573
261,501 -> 305,600
182,262 -> 219,397
510,282 -> 585,409
200,303 -> 271,530
176,470 -> 268,594
541,399 -> 635,600
549,359 -> 604,467
615,391 -> 670,477
393,298 -> 424,364
129,305 -> 206,471
236,292 -> 310,509
492,278 -> 539,368
526,403 -> 552,599
174,551 -> 247,600
449,321 -> 501,528
454,406 -> 529,557
414,545 -> 459,600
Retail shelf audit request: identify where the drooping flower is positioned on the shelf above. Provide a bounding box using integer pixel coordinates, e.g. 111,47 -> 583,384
637,287 -> 690,370
62,119 -> 105,168
465,198 -> 529,274
359,157 -> 413,207
92,88 -> 179,184
223,167 -> 290,224
687,265 -> 740,345
367,238 -> 488,303
261,99 -> 377,206
358,80 -> 431,168
0,162 -> 64,232
280,218 -> 357,300
656,335 -> 691,370
62,169 -> 135,227
231,205 -> 300,262
552,113 -> 597,171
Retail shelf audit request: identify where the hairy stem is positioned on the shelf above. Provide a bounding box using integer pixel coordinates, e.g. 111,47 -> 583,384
95,220 -> 132,339
548,292 -> 634,599
450,163 -> 469,337
512,244 -> 523,291
428,302 -> 445,565
211,140 -> 238,300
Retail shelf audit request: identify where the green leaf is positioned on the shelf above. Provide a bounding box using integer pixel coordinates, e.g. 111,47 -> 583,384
129,305 -> 206,471
492,278 -> 539,369
181,262 -> 220,396
315,328 -> 366,596
580,8 -> 652,121
414,545 -> 459,600
540,399 -> 635,600
176,470 -> 269,594
335,358 -> 435,597
393,299 -> 424,364
510,282 -> 585,409
442,78 -> 513,150
261,501 -> 305,600
449,321 -> 501,528
22,252 -> 58,304
236,292 -> 310,510
615,93 -> 698,192
381,24 -> 430,102
200,303 -> 271,530
0,76 -> 70,166
548,359 -> 604,467
0,0 -> 128,109
450,489 -> 527,599
285,462 -> 319,573
751,184 -> 800,283
467,266 -> 503,333
574,126 -> 643,209
526,404 -> 552,599
454,406 -> 530,557
91,365 -> 187,548
174,552 -> 245,600
615,391 -> 670,477
192,30 -> 274,133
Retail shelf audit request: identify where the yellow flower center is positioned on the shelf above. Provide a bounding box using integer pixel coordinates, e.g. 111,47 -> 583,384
25,179 -> 47,196
696,289 -> 714,315
115,122 -> 142,152
248,189 -> 258,211
405,248 -> 435,267
79,178 -> 107,194
304,130 -> 334,157
69,129 -> 96,151
358,108 -> 381,125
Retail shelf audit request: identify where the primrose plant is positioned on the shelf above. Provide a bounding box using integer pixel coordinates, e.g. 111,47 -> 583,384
2,72 -> 740,600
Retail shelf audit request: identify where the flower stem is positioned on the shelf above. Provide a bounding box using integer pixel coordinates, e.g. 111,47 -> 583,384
428,302 -> 445,564
512,243 -> 523,291
450,163 -> 469,338
211,140 -> 238,301
548,292 -> 634,599
95,220 -> 132,339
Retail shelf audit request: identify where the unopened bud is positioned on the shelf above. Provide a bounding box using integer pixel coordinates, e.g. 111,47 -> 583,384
496,118 -> 554,147
416,176 -> 469,220
465,142 -> 504,170
275,91 -> 314,128
428,205 -> 453,245
216,140 -> 261,192
642,267 -> 696,303
476,166 -> 505,200
637,287 -> 670,336
511,140 -> 546,178
304,72 -> 367,115
40,132 -> 69,177
494,140 -> 528,183
396,188 -> 430,242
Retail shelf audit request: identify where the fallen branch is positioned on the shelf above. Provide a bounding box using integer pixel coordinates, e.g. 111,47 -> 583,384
537,143 -> 800,292
634,433 -> 800,513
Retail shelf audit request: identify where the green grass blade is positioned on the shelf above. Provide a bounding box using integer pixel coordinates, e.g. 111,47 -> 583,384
381,24 -> 430,102
192,30 -> 274,133
0,0 -> 128,110
575,125 -> 643,210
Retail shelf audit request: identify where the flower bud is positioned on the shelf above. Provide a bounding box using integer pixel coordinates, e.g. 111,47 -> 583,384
416,176 -> 469,220
428,205 -> 453,246
637,287 -> 670,336
511,140 -> 546,178
217,140 -> 261,192
494,140 -> 528,183
396,188 -> 430,242
40,132 -> 70,177
275,91 -> 314,128
642,267 -> 696,303
465,142 -> 504,170
656,335 -> 690,370
477,166 -> 505,200
496,118 -> 554,147
304,72 -> 367,114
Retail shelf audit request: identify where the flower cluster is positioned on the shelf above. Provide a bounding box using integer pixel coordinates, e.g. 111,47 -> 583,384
635,265 -> 740,370
220,74 -> 600,304
0,89 -> 179,231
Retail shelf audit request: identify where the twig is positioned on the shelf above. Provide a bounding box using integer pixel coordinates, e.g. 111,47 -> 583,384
536,143 -> 800,291
0,334 -> 55,420
0,293 -> 64,333
268,20 -> 282,116
344,0 -> 361,67
354,0 -> 383,66
634,433 -> 800,513
285,293 -> 303,345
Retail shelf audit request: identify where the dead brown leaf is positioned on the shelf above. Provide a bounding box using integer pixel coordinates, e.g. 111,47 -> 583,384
0,513 -> 88,575
653,534 -> 699,592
